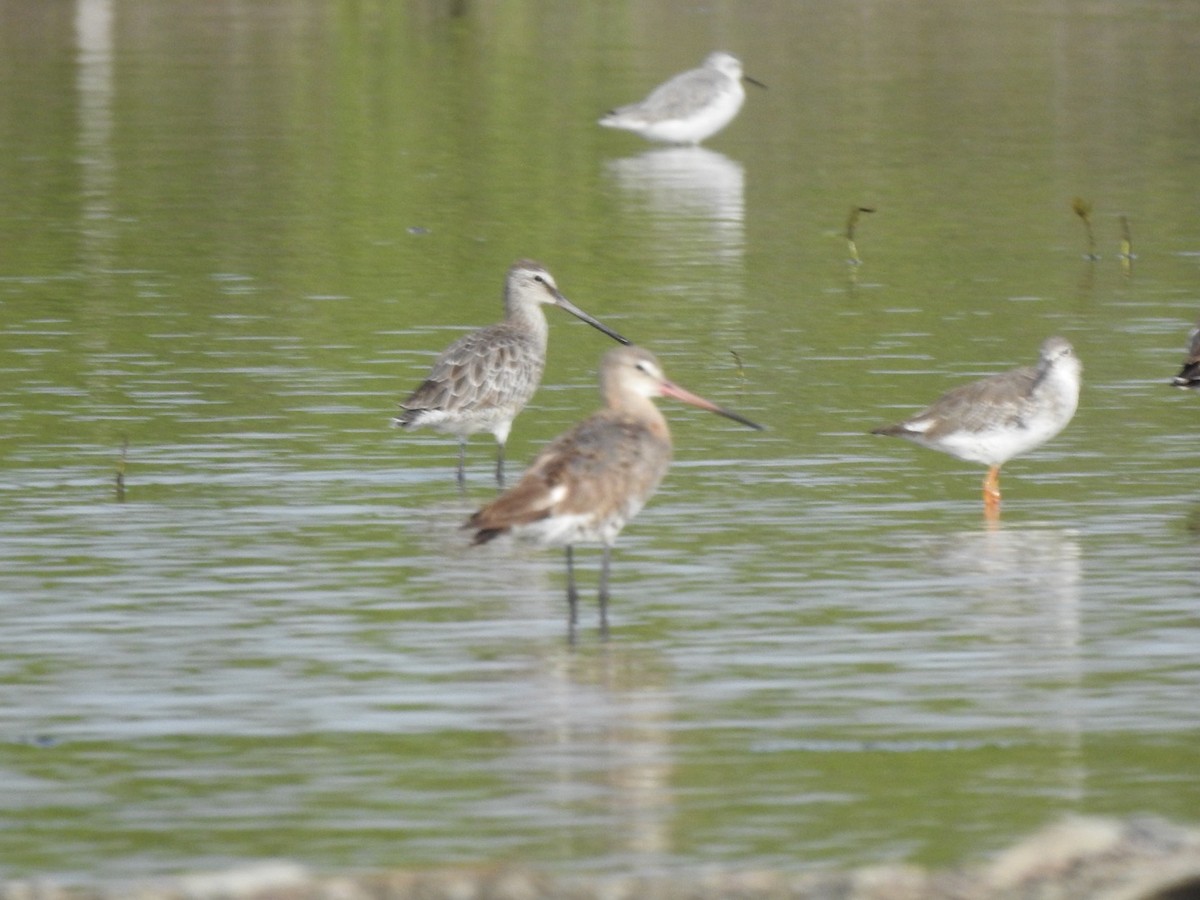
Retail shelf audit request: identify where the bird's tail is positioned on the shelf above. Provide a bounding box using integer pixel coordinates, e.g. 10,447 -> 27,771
467,526 -> 506,546
1173,362 -> 1200,388
392,407 -> 425,429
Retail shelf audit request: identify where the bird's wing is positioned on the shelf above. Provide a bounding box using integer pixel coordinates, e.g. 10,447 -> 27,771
915,366 -> 1040,435
399,325 -> 541,416
467,414 -> 669,535
627,68 -> 725,120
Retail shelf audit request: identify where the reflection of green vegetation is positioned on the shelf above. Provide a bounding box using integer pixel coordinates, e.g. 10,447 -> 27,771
671,733 -> 1200,868
0,731 -> 517,872
1071,197 -> 1097,260
844,205 -> 874,265
4,0 -> 1200,884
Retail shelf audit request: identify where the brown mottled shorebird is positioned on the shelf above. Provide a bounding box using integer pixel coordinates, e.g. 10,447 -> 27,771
871,336 -> 1081,517
599,52 -> 766,145
466,345 -> 763,634
394,260 -> 630,487
1171,321 -> 1200,388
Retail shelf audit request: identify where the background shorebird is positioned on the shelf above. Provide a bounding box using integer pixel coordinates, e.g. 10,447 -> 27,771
394,260 -> 630,487
598,51 -> 765,145
871,336 -> 1082,517
1171,321 -> 1200,388
465,346 -> 762,636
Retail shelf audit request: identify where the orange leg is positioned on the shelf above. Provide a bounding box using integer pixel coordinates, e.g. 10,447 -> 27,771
982,465 -> 1001,518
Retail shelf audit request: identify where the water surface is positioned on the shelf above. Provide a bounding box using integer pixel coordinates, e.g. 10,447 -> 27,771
2,0 -> 1199,883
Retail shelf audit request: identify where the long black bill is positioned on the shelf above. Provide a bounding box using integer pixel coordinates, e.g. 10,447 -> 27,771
556,295 -> 632,346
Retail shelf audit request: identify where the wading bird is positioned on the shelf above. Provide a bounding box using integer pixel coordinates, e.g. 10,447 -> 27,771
872,336 -> 1081,517
394,260 -> 630,487
466,345 -> 763,635
1171,321 -> 1200,388
599,52 -> 765,145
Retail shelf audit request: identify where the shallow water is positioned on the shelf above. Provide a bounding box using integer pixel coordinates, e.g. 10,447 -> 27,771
2,0 -> 1199,884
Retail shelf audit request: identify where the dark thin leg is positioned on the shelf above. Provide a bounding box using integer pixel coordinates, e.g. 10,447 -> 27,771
455,441 -> 467,491
565,546 -> 579,627
598,545 -> 612,639
564,547 -> 578,619
495,442 -> 506,488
